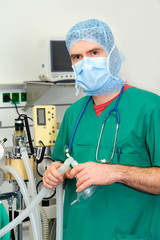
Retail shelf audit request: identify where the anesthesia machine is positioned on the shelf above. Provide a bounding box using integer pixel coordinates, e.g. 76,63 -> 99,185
0,101 -> 100,240
0,102 -> 62,240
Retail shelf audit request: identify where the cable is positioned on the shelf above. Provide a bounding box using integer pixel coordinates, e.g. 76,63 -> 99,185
36,141 -> 46,164
23,115 -> 34,155
18,114 -> 33,121
3,94 -> 33,121
4,94 -> 35,155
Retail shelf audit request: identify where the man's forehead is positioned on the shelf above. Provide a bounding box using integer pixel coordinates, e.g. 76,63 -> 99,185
70,40 -> 104,54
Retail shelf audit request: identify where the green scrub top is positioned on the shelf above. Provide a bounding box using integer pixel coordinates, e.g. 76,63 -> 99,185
52,87 -> 160,240
0,203 -> 10,240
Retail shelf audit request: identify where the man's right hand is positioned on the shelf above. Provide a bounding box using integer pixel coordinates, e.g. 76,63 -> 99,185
43,161 -> 64,189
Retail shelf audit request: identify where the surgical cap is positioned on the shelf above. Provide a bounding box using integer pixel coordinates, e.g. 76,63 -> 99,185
66,19 -> 123,76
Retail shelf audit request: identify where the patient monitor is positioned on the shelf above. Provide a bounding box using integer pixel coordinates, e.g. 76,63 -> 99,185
39,40 -> 75,82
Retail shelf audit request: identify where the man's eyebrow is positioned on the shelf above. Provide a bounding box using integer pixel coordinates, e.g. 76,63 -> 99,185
70,53 -> 80,58
70,47 -> 102,57
87,47 -> 102,53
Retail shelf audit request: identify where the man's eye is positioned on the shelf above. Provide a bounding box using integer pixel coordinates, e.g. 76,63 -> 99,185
74,55 -> 80,60
71,55 -> 82,65
92,51 -> 98,56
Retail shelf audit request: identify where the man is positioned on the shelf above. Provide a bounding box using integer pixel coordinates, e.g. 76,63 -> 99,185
43,19 -> 160,240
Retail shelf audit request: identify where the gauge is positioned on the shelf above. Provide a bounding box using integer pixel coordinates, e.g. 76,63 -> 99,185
37,156 -> 53,177
36,180 -> 56,199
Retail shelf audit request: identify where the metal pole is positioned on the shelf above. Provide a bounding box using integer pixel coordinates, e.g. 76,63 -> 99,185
16,186 -> 23,240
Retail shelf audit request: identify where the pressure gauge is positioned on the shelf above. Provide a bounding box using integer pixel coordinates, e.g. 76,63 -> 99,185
37,156 -> 53,177
36,180 -> 56,199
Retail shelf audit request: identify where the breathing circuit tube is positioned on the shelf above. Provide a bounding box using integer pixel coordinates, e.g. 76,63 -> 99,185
19,143 -> 42,240
56,183 -> 63,240
0,166 -> 39,240
39,205 -> 49,240
0,185 -> 48,238
0,156 -> 76,239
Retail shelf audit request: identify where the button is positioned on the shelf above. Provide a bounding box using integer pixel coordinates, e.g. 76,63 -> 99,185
52,74 -> 58,78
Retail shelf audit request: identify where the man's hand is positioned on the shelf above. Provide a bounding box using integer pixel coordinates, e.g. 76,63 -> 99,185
70,162 -> 160,195
70,162 -> 118,192
43,162 -> 64,189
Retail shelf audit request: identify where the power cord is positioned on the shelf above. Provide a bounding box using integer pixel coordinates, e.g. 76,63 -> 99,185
3,94 -> 34,155
3,95 -> 33,121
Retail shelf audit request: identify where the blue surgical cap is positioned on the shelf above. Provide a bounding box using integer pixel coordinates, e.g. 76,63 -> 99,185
66,19 -> 123,76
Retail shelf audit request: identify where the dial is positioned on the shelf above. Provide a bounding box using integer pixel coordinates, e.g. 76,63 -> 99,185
37,156 -> 53,177
36,180 -> 56,199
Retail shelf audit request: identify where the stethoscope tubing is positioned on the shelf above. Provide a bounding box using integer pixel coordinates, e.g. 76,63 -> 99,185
103,108 -> 120,125
67,85 -> 124,162
68,96 -> 92,150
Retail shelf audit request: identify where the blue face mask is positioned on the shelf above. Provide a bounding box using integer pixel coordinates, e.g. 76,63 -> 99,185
72,57 -> 124,96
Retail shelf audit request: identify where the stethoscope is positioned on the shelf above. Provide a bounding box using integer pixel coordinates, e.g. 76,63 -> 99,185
65,85 -> 124,164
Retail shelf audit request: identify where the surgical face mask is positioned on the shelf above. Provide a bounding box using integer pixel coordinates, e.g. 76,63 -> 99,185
72,56 -> 123,96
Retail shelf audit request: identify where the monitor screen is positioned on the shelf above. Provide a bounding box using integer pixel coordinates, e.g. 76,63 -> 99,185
37,108 -> 46,125
50,41 -> 72,72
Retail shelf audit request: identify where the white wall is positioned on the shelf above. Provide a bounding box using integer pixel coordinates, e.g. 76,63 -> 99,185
0,0 -> 160,94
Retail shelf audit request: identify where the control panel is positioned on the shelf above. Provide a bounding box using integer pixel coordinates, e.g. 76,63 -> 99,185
33,105 -> 57,147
